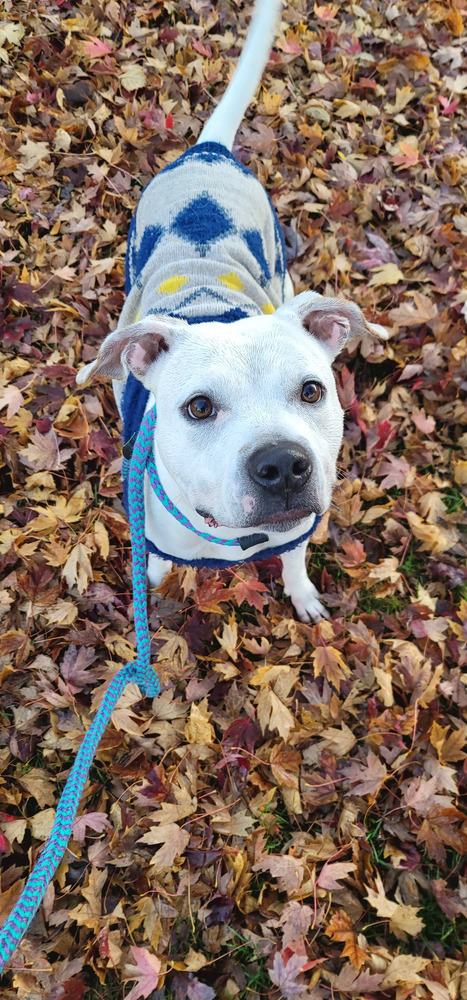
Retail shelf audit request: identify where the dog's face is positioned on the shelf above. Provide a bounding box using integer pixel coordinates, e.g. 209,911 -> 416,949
152,314 -> 343,531
77,292 -> 388,530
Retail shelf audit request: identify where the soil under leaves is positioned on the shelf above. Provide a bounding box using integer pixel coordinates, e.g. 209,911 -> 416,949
1,1 -> 467,998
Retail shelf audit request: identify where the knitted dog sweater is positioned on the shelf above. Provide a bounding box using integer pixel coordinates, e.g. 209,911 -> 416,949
119,142 -> 313,566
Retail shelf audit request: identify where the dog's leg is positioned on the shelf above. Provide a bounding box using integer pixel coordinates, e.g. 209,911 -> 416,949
147,553 -> 173,589
280,540 -> 329,623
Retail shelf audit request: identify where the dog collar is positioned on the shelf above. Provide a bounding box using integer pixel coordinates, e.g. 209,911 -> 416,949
122,404 -> 322,552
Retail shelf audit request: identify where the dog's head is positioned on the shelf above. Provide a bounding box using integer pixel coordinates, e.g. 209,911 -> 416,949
77,292 -> 388,531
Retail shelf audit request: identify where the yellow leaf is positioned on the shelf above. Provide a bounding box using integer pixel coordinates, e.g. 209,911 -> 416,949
385,84 -> 414,113
94,520 -> 109,559
257,688 -> 295,741
171,948 -> 208,972
392,136 -> 419,169
312,645 -> 350,690
44,600 -> 78,626
320,724 -> 356,757
185,699 -> 215,745
334,100 -> 361,119
120,64 -> 147,90
373,667 -> 394,707
406,512 -> 458,554
62,542 -> 94,594
29,807 -> 56,841
262,89 -> 282,115
446,5 -> 463,34
368,262 -> 405,286
453,459 -> 467,484
365,874 -> 424,939
389,291 -> 438,327
216,613 -> 238,661
19,138 -> 51,170
381,955 -> 430,988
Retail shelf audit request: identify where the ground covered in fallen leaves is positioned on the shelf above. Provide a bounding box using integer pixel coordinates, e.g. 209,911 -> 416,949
1,0 -> 467,998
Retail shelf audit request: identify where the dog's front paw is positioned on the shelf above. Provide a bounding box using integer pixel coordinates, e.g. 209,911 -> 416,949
287,580 -> 330,623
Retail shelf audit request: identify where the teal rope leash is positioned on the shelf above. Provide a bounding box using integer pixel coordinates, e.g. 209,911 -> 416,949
0,401 -> 322,972
0,407 -> 160,973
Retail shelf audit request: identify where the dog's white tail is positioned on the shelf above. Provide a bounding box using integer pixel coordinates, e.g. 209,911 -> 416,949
197,0 -> 284,150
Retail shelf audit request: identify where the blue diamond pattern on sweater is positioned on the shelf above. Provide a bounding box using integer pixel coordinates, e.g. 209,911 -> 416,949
172,194 -> 234,254
242,229 -> 271,283
137,224 -> 163,275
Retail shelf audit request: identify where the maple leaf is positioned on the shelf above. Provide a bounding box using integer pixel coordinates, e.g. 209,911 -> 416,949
204,893 -> 234,927
368,262 -> 404,286
364,873 -> 424,939
18,426 -> 64,471
44,600 -> 78,626
333,965 -> 385,992
325,911 -> 366,970
380,955 -> 430,988
388,291 -> 438,327
279,901 -> 313,947
123,947 -> 162,1000
253,854 -> 305,894
406,512 -> 458,554
439,95 -> 459,114
138,823 -> 190,871
0,383 -> 24,418
268,951 -> 307,999
216,613 -> 238,660
430,878 -> 467,919
83,36 -> 113,57
313,2 -> 339,20
186,979 -> 215,1000
62,542 -> 94,594
344,750 -> 387,797
231,575 -> 268,611
392,136 -> 419,168
222,716 -> 260,755
316,860 -> 356,891
257,687 -> 295,740
377,453 -> 415,488
416,807 -> 467,864
185,699 -> 215,745
73,811 -> 112,845
193,577 -> 227,613
312,645 -> 351,690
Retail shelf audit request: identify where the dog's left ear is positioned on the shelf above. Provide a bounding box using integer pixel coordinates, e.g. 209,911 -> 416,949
277,291 -> 389,359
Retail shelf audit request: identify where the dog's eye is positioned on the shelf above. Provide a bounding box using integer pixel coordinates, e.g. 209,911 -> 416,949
301,380 -> 324,403
187,396 -> 214,419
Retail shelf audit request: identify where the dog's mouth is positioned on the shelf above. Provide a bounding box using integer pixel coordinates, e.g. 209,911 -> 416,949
196,507 -> 313,530
255,508 -> 312,526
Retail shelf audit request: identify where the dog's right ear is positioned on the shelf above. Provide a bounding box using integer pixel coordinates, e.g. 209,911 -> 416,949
76,315 -> 189,387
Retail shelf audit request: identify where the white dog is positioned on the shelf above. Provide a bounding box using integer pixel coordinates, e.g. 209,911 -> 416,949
76,0 -> 387,622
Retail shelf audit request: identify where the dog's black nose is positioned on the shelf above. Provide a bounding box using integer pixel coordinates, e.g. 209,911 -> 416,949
247,442 -> 312,495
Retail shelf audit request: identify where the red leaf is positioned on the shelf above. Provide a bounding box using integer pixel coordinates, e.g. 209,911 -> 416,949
123,947 -> 161,1000
83,37 -> 113,57
222,716 -> 261,754
231,576 -> 269,610
439,95 -> 459,115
